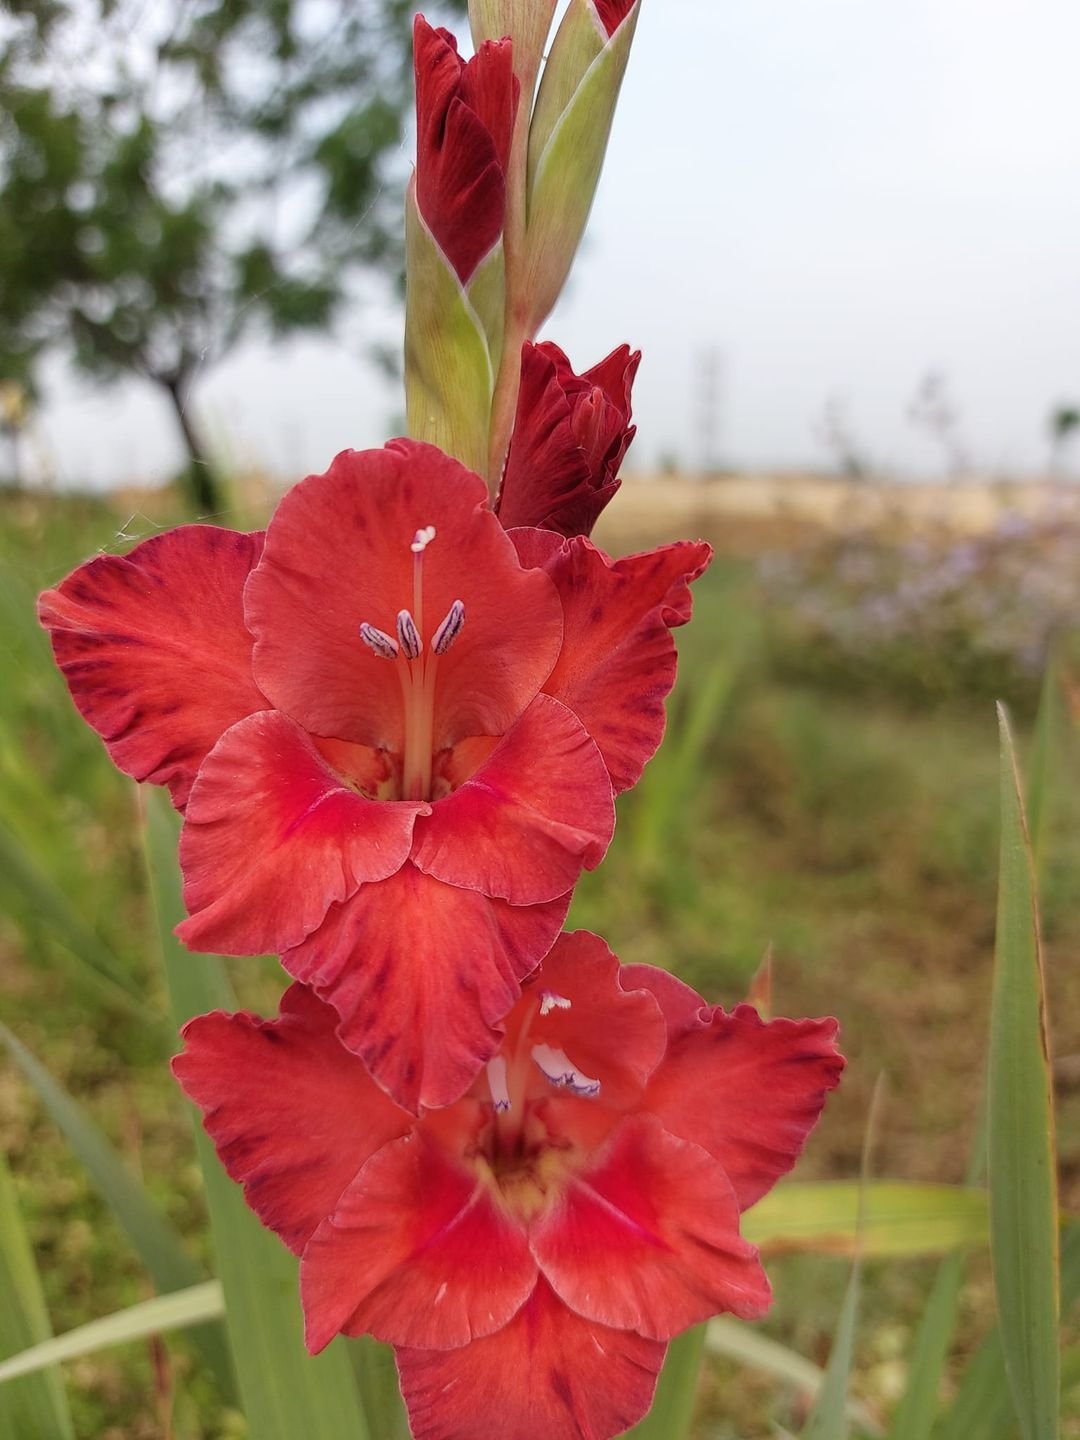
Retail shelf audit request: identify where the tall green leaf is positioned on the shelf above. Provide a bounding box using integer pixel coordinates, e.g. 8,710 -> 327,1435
984,706 -> 1059,1440
0,1149 -> 75,1439
0,1282 -> 224,1387
1025,658 -> 1061,874
744,1181 -> 987,1259
0,1022 -> 234,1399
936,1224 -> 1080,1440
0,820 -> 152,1020
801,1075 -> 885,1440
348,1337 -> 410,1440
623,1325 -> 706,1439
705,1318 -> 881,1436
885,1091 -> 988,1438
142,788 -> 371,1440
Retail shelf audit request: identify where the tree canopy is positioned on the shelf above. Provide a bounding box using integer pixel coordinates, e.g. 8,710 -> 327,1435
0,0 -> 460,508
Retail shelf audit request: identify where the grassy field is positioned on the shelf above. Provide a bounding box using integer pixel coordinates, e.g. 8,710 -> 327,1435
1,484 -> 1078,1437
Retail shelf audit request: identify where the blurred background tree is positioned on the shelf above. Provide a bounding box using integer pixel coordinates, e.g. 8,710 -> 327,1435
1050,402 -> 1080,475
0,0 -> 462,513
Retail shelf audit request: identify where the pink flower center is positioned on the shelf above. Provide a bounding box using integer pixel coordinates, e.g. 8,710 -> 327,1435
357,525 -> 466,802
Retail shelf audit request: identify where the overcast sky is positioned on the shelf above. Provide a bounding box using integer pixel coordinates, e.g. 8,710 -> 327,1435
31,0 -> 1080,487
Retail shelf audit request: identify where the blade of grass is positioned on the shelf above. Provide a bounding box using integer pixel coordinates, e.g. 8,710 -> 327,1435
0,1282 -> 224,1386
801,1075 -> 885,1440
0,821 -> 152,1020
143,787 -> 371,1440
0,1022 -> 234,1398
1025,658 -> 1060,875
884,1074 -> 988,1438
744,1181 -> 987,1259
347,1338 -> 410,1440
704,1319 -> 881,1436
623,1325 -> 707,1439
0,1149 -> 75,1438
630,660 -> 736,867
892,673 -> 1059,1440
986,706 -> 1059,1440
935,1223 -> 1080,1440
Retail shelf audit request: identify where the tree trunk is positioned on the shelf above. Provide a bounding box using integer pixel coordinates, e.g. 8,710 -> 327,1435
161,374 -> 224,518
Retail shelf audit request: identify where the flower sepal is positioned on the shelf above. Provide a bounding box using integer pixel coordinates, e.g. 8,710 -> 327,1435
404,186 -> 501,477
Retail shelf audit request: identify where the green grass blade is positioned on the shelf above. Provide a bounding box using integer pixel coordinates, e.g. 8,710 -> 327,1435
800,1272 -> 861,1440
631,660 -> 735,867
987,706 -> 1059,1440
1025,658 -> 1060,875
705,1318 -> 881,1436
885,1250 -> 965,1440
0,1149 -> 75,1438
936,1224 -> 1080,1440
744,1181 -> 987,1258
0,1021 -> 235,1399
143,787 -> 372,1440
885,1084 -> 988,1439
0,821 -> 153,1020
0,1282 -> 224,1386
801,1075 -> 885,1440
347,1338 -> 410,1440
623,1324 -> 707,1439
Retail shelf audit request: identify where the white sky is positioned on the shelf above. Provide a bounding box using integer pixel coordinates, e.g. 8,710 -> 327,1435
30,0 -> 1080,487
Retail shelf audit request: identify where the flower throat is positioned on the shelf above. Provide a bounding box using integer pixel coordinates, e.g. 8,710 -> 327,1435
357,526 -> 465,802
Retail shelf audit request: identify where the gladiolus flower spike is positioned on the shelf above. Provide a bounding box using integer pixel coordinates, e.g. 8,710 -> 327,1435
39,439 -> 710,1113
174,932 -> 844,1440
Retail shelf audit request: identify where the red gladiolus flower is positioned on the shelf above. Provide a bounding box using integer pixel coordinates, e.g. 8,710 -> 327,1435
413,15 -> 518,284
496,340 -> 641,536
174,932 -> 844,1440
39,439 -> 710,1111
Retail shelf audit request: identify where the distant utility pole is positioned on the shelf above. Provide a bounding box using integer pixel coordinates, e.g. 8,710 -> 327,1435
696,346 -> 723,478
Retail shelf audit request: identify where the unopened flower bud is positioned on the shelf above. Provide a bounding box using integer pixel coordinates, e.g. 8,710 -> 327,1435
496,340 -> 640,535
520,0 -> 640,333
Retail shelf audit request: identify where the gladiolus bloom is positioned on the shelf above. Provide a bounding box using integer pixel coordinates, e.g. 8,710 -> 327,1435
413,15 -> 518,284
496,340 -> 640,536
39,439 -> 709,1110
174,932 -> 844,1440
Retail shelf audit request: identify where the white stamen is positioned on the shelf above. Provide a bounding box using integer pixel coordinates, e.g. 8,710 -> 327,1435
539,991 -> 572,1016
411,525 -> 437,554
432,599 -> 465,655
486,1055 -> 511,1112
359,622 -> 399,659
396,608 -> 423,659
531,1043 -> 600,1098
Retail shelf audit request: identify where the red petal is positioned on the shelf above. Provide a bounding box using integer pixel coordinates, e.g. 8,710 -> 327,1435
301,1131 -> 536,1352
412,695 -> 614,905
497,342 -> 639,538
619,963 -> 709,1037
284,863 -> 570,1113
172,985 -> 408,1253
531,1114 -> 770,1338
594,0 -> 637,37
512,532 -> 713,793
396,1278 -> 665,1440
413,18 -> 518,281
176,711 -> 424,955
246,441 -> 562,752
640,1005 -> 845,1211
521,932 -> 666,1110
37,526 -> 266,808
